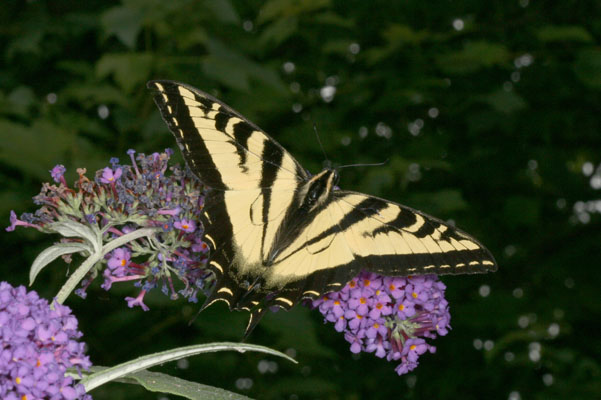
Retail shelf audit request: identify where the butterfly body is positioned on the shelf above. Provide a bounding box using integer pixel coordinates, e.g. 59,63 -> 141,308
148,80 -> 497,334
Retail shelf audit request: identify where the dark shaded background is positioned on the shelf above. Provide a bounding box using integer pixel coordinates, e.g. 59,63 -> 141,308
1,1 -> 600,399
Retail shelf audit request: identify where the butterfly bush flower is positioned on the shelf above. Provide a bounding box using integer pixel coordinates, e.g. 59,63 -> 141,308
0,282 -> 92,399
6,150 -> 212,308
312,271 -> 450,375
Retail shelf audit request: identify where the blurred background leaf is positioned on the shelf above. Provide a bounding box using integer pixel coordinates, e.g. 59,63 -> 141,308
1,0 -> 600,399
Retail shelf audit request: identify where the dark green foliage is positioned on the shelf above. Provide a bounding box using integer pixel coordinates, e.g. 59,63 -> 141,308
1,0 -> 600,398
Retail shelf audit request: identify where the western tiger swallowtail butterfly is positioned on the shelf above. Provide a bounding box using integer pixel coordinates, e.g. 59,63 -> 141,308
148,80 -> 497,335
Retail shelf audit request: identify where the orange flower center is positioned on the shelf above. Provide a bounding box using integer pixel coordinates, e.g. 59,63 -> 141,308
363,279 -> 371,286
412,292 -> 418,299
410,344 -> 417,351
359,297 -> 367,304
398,304 -> 405,311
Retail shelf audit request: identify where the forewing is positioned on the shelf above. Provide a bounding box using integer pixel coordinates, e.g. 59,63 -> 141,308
148,80 -> 309,190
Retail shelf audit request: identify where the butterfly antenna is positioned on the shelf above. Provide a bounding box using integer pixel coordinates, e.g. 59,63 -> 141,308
313,123 -> 330,167
337,159 -> 389,170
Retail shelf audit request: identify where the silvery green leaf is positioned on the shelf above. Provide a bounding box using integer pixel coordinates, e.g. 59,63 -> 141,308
77,367 -> 252,400
81,342 -> 296,391
47,220 -> 101,252
29,242 -> 92,285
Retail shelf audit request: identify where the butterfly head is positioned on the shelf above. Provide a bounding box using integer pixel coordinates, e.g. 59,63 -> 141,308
302,169 -> 338,212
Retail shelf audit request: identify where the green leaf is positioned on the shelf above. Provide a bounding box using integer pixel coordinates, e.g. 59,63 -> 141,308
178,28 -> 209,49
382,24 -> 428,46
8,86 -> 36,112
536,25 -> 593,43
203,40 -> 287,92
435,41 -> 509,74
80,342 -> 297,392
5,27 -> 44,59
364,24 -> 429,63
406,189 -> 468,215
203,56 -> 250,91
61,83 -> 130,107
29,242 -> 92,286
204,0 -> 240,24
258,0 -> 331,24
258,16 -> 298,48
573,49 -> 601,89
82,367 -> 252,400
101,6 -> 144,49
96,53 -> 153,92
484,89 -> 527,113
0,120 -> 75,180
311,11 -> 354,28
322,39 -> 354,55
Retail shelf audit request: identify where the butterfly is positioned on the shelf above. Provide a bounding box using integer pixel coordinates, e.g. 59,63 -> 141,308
148,80 -> 497,335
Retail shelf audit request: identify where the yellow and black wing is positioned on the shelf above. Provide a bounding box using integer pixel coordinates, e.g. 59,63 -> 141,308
148,80 -> 312,329
148,80 -> 497,335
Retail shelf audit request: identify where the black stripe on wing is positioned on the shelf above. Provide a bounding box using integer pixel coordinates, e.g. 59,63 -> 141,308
233,121 -> 254,173
305,197 -> 388,248
149,82 -> 227,189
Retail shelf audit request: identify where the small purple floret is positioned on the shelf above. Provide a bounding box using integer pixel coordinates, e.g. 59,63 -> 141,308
50,164 -> 67,184
5,210 -> 39,232
107,247 -> 131,276
99,167 -> 123,184
125,291 -> 150,311
174,218 -> 196,233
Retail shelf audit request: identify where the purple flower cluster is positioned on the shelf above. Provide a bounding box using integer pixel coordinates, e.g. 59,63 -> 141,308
0,282 -> 92,399
312,271 -> 450,375
6,150 -> 212,309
